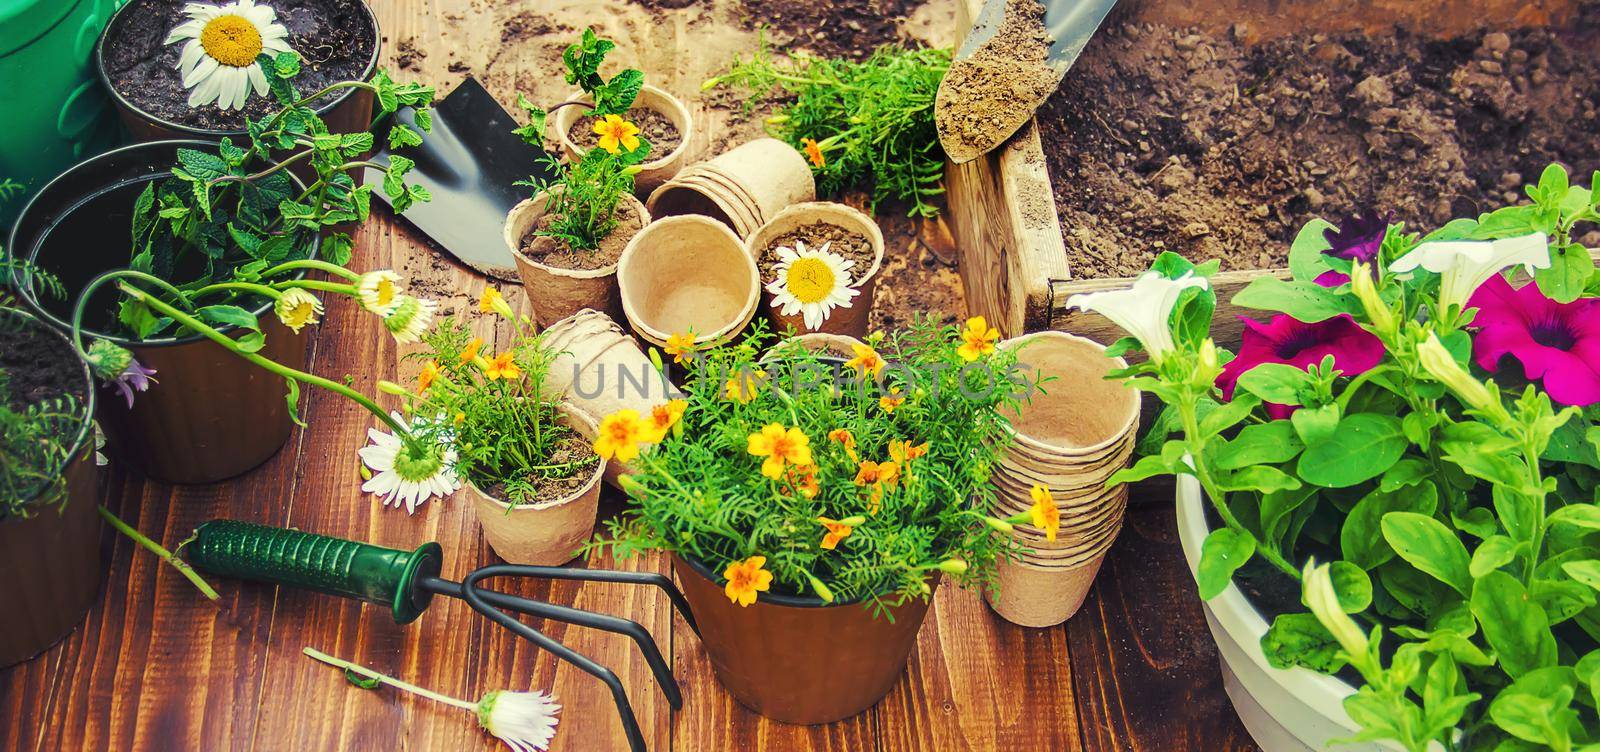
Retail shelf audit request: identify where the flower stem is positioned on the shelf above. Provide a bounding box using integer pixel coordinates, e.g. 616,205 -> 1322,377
1178,392 -> 1301,581
261,259 -> 362,282
193,282 -> 284,300
276,279 -> 359,295
69,269 -> 196,351
97,505 -> 220,601
302,647 -> 478,711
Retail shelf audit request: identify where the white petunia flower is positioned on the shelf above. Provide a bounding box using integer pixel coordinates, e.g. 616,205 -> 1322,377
478,690 -> 562,752
1064,270 -> 1210,361
164,0 -> 293,111
358,412 -> 459,514
765,240 -> 859,331
1388,232 -> 1550,316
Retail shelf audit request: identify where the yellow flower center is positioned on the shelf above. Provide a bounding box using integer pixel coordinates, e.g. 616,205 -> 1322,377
200,15 -> 264,68
785,257 -> 836,304
374,279 -> 396,307
286,301 -> 313,324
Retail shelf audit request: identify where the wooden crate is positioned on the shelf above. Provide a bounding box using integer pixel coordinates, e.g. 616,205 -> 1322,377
946,0 -> 1581,345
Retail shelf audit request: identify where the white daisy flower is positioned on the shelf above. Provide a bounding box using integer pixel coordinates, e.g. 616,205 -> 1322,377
358,412 -> 459,514
357,270 -> 404,316
765,241 -> 859,331
273,287 -> 323,333
478,690 -> 562,752
382,296 -> 437,344
164,0 -> 294,111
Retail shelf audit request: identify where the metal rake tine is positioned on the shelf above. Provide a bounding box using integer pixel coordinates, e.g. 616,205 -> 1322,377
420,573 -> 682,708
458,569 -> 651,752
465,563 -> 699,634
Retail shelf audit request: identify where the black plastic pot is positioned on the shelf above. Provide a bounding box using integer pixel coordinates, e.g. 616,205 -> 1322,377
93,0 -> 381,143
9,140 -> 311,484
0,308 -> 104,668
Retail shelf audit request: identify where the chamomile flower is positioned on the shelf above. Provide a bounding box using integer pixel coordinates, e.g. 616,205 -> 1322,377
357,270 -> 404,316
274,287 -> 323,333
383,296 -> 437,344
765,241 -> 859,331
358,412 -> 459,514
165,0 -> 294,111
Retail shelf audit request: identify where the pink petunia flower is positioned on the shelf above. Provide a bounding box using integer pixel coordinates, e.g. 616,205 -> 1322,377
1467,274 -> 1600,406
1218,314 -> 1386,419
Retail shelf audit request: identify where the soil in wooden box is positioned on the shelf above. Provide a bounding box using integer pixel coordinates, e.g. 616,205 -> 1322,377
1035,7 -> 1600,279
101,0 -> 376,131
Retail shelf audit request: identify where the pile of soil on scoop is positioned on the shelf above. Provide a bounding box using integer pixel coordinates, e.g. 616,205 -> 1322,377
1037,8 -> 1600,278
102,0 -> 376,131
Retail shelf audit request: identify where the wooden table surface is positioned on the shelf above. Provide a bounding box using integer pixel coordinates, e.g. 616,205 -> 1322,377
2,1 -> 1262,749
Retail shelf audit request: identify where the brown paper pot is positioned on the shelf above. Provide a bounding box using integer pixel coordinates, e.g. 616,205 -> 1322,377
465,404 -> 605,566
506,189 -> 650,328
1003,331 -> 1140,457
778,333 -> 866,359
674,555 -> 935,724
617,215 -> 759,347
987,553 -> 1108,628
996,437 -> 1136,492
648,138 -> 816,238
552,85 -> 694,195
746,202 -> 886,338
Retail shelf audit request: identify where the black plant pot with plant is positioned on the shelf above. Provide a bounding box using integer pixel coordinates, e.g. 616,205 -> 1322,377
0,306 -> 103,667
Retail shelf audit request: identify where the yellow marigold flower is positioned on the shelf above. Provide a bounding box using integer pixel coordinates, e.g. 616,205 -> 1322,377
725,368 -> 766,403
594,409 -> 648,463
417,360 -> 440,392
723,555 -> 773,607
827,428 -> 858,460
957,316 -> 1000,361
889,439 -> 927,464
592,113 -> 641,155
274,287 -> 323,333
854,459 -> 900,512
664,331 -> 697,365
478,286 -> 514,318
460,337 -> 485,364
801,137 -> 825,168
644,399 -> 687,442
453,412 -> 466,425
747,422 -> 814,480
1029,484 -> 1061,542
788,463 -> 820,499
879,388 -> 905,413
845,343 -> 885,379
483,352 -> 521,381
818,517 -> 853,550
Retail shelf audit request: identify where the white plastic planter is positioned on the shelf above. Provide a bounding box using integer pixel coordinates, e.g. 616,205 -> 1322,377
1175,475 -> 1396,752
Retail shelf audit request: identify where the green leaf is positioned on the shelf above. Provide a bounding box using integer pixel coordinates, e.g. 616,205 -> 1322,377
1235,363 -> 1311,405
118,298 -> 166,340
286,378 -> 305,428
197,304 -> 262,333
1488,666 -> 1578,749
1471,570 -> 1558,679
1297,413 -> 1407,488
1343,484 -> 1439,569
1231,276 -> 1359,322
1288,218 -> 1337,283
1325,561 -> 1373,613
1213,421 -> 1305,470
1197,527 -> 1255,600
1471,535 -> 1523,578
1380,458 -> 1433,491
387,123 -> 424,150
1213,465 -> 1302,494
177,148 -> 228,181
1535,242 -> 1593,303
273,51 -> 301,79
343,667 -> 381,690
1382,512 -> 1473,596
320,233 -> 354,266
1290,403 -> 1340,445
1550,503 -> 1600,531
593,68 -> 644,115
1564,560 -> 1600,592
1198,392 -> 1260,436
1260,612 -> 1344,672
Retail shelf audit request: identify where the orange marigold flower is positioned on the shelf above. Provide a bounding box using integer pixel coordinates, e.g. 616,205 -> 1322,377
725,368 -> 766,403
827,428 -> 859,460
478,286 -> 513,318
889,439 -> 927,464
879,388 -> 905,413
593,113 -> 642,155
957,316 -> 1001,362
789,463 -> 821,499
644,399 -> 687,442
483,351 -> 521,381
801,137 -> 825,168
723,555 -> 773,607
1029,484 -> 1061,542
747,423 -> 814,480
818,517 -> 853,550
460,337 -> 485,364
594,409 -> 648,463
853,459 -> 900,488
845,343 -> 885,379
664,331 -> 697,365
417,360 -> 440,392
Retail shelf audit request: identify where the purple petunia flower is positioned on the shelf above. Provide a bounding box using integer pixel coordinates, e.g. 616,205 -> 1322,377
1467,274 -> 1600,406
1218,314 -> 1386,419
1323,211 -> 1390,263
110,359 -> 158,409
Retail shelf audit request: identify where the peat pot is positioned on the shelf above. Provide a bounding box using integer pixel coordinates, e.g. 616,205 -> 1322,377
617,215 -> 758,348
0,308 -> 104,667
10,140 -> 311,484
674,555 -> 936,725
552,84 -> 694,195
1176,475 -> 1393,752
464,404 -> 605,566
94,0 -> 380,142
506,189 -> 650,329
746,202 -> 885,338
647,138 -> 816,239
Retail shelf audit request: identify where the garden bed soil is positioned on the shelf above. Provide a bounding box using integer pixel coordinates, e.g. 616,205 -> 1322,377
1036,7 -> 1600,279
571,107 -> 684,157
518,198 -> 646,272
935,0 -> 1057,161
478,434 -> 598,503
0,324 -> 85,412
757,221 -> 876,284
102,0 -> 376,131
737,0 -> 932,60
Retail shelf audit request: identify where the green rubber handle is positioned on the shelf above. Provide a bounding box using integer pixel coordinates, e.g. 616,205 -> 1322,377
187,519 -> 443,624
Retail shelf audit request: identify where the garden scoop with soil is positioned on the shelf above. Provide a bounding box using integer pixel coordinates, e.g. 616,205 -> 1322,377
936,0 -> 1119,163
183,519 -> 697,752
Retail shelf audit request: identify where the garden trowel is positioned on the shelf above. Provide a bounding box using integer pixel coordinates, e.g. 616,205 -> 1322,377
937,0 -> 1119,164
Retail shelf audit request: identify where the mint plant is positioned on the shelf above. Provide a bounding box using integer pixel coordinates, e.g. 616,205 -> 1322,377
512,28 -> 644,145
1077,165 -> 1600,750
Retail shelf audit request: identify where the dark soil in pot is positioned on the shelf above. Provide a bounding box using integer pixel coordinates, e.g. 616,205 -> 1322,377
570,108 -> 684,157
1036,6 -> 1600,278
757,221 -> 876,283
476,433 -> 600,503
100,0 -> 377,132
0,322 -> 88,414
518,198 -> 646,272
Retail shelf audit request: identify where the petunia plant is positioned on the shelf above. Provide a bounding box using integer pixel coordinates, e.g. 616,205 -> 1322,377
590,318 -> 1045,613
1079,164 -> 1600,751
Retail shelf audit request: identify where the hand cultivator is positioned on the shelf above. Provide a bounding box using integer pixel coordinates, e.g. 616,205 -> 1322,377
185,519 -> 696,752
